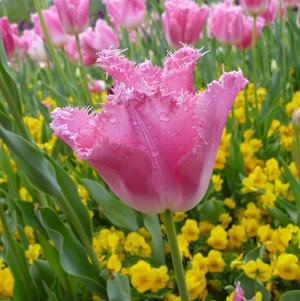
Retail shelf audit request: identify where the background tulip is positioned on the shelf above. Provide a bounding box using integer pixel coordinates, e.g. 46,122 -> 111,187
50,46 -> 247,214
237,16 -> 265,49
103,0 -> 145,30
209,0 -> 244,46
32,6 -> 68,48
162,0 -> 209,48
80,19 -> 119,66
240,0 -> 271,15
54,0 -> 90,35
0,17 -> 15,59
259,0 -> 279,24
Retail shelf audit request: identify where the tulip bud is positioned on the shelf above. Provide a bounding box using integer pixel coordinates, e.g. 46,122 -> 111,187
240,0 -> 271,16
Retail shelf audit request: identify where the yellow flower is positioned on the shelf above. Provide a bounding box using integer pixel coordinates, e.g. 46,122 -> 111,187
267,119 -> 280,137
0,267 -> 14,297
241,218 -> 259,237
124,232 -> 151,257
199,221 -> 214,234
186,268 -> 206,300
191,253 -> 208,274
130,261 -> 154,293
177,234 -> 191,258
243,258 -> 272,282
265,228 -> 292,253
207,226 -> 228,250
212,174 -> 223,192
224,197 -> 236,209
173,212 -> 187,222
257,225 -> 274,243
274,253 -> 300,280
228,225 -> 247,248
107,254 -> 122,272
181,219 -> 200,242
219,213 -> 232,229
207,250 -> 225,273
241,166 -> 268,193
265,158 -> 281,181
25,244 -> 41,264
243,202 -> 261,220
150,266 -> 169,293
164,294 -> 181,301
19,187 -> 33,202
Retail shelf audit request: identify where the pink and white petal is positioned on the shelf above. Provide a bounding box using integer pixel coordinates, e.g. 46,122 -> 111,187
161,46 -> 202,94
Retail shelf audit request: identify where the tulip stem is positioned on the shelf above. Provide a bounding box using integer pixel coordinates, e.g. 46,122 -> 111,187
75,34 -> 91,104
163,210 -> 190,301
251,15 -> 261,137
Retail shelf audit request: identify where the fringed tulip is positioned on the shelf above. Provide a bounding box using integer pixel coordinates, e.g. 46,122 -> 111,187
162,0 -> 209,48
32,6 -> 68,48
260,0 -> 278,24
54,0 -> 90,35
209,0 -> 244,46
17,30 -> 47,62
80,20 -> 118,66
240,0 -> 271,15
103,0 -> 145,30
237,16 -> 265,49
50,46 -> 247,214
0,17 -> 15,59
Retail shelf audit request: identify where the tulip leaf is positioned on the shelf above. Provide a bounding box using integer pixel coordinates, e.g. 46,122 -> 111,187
144,214 -> 165,267
48,157 -> 92,241
107,273 -> 132,301
279,290 -> 300,301
268,206 -> 292,226
82,178 -> 140,231
16,201 -> 42,231
279,157 -> 300,210
0,127 -> 61,197
36,207 -> 107,298
197,198 -> 225,224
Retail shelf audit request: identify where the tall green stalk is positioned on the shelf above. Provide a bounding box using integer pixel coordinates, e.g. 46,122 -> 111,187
75,34 -> 91,104
163,210 -> 190,301
279,0 -> 287,103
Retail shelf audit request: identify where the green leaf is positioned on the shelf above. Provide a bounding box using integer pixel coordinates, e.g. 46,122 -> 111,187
144,214 -> 165,267
279,290 -> 300,301
279,157 -> 300,210
82,178 -> 140,231
268,207 -> 292,226
48,157 -> 92,241
0,127 -> 61,197
16,201 -> 42,230
244,246 -> 265,262
107,273 -> 132,301
37,207 -> 107,298
197,198 -> 225,224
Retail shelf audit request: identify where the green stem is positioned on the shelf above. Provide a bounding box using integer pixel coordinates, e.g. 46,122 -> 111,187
0,205 -> 38,300
58,193 -> 101,273
279,0 -> 287,103
75,34 -> 91,104
163,210 -> 190,301
33,0 -> 77,102
252,15 -> 261,137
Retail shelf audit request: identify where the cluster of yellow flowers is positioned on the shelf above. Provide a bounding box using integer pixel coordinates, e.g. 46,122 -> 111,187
0,258 -> 14,298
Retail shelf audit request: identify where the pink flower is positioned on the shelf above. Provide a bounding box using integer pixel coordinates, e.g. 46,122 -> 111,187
259,0 -> 278,24
54,0 -> 90,35
50,46 -> 247,214
0,17 -> 15,59
31,6 -> 68,48
17,30 -> 47,62
162,0 -> 209,48
89,79 -> 106,93
233,282 -> 255,301
80,20 -> 119,66
103,0 -> 145,30
237,16 -> 265,49
208,0 -> 244,46
64,36 -> 78,61
240,0 -> 271,15
283,0 -> 300,7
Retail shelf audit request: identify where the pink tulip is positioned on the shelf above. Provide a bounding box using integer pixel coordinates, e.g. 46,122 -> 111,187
283,0 -> 300,7
50,46 -> 247,214
237,16 -> 265,49
80,20 -> 119,66
240,0 -> 271,15
17,30 -> 48,62
103,0 -> 145,30
259,0 -> 278,24
209,0 -> 244,46
0,17 -> 15,59
64,36 -> 78,61
54,0 -> 90,35
162,0 -> 209,48
31,6 -> 68,48
88,79 -> 106,93
233,282 -> 254,301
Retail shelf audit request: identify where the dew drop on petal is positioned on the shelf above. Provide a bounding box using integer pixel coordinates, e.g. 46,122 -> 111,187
159,112 -> 171,122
